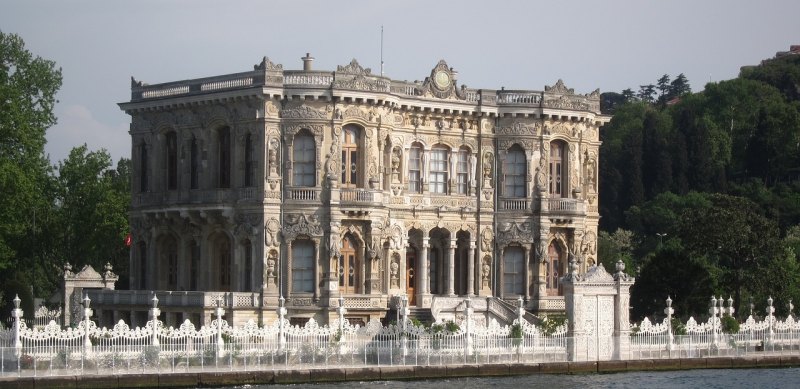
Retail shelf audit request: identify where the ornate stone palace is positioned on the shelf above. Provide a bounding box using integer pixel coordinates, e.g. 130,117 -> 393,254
103,54 -> 608,328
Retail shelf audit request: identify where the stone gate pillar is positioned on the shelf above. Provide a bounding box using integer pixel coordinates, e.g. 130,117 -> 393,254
563,258 -> 634,361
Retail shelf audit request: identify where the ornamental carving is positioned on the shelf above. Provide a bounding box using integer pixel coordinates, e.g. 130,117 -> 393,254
333,75 -> 390,92
581,264 -> 614,283
283,124 -> 324,137
254,56 -> 283,71
544,79 -> 574,94
498,121 -> 541,136
234,213 -> 262,240
282,213 -> 324,241
544,95 -> 590,111
546,122 -> 572,137
336,59 -> 371,75
481,227 -> 494,252
280,105 -> 327,120
496,221 -> 533,246
343,106 -> 370,122
265,217 -> 281,247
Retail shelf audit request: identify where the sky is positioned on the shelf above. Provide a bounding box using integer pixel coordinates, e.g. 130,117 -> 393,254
2,0 -> 799,164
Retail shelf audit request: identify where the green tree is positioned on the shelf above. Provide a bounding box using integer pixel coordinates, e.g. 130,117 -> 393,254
668,73 -> 691,98
0,31 -> 62,293
656,74 -> 671,104
637,84 -> 656,103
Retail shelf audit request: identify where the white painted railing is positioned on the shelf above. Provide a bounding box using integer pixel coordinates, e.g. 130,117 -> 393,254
340,189 -> 373,202
286,187 -> 320,201
501,198 -> 529,210
200,77 -> 253,91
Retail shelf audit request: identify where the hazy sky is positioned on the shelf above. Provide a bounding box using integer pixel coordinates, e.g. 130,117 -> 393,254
2,0 -> 799,164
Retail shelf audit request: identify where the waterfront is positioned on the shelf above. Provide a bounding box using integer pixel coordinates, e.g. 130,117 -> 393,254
247,368 -> 798,389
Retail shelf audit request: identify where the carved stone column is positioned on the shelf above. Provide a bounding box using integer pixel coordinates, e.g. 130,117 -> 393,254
523,245 -> 531,301
447,237 -> 456,296
417,237 -> 430,306
313,239 -> 321,301
497,246 -> 505,299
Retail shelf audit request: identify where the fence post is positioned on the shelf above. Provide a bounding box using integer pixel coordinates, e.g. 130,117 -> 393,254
665,296 -> 674,352
464,296 -> 473,359
709,296 -> 718,350
278,296 -> 286,351
149,294 -> 160,347
766,296 -> 775,347
401,294 -> 409,357
82,294 -> 93,356
338,296 -> 346,336
11,295 -> 23,357
215,296 -> 225,358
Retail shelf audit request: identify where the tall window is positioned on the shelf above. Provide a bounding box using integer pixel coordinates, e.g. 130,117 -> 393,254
547,243 -> 562,296
216,236 -> 231,291
190,241 -> 199,290
244,134 -> 255,187
503,247 -> 524,295
429,146 -> 449,194
139,144 -> 148,192
292,240 -> 314,293
243,240 -> 252,291
456,148 -> 469,195
293,133 -> 316,187
163,237 -> 178,290
190,136 -> 199,189
408,143 -> 422,193
339,235 -> 360,294
138,241 -> 147,289
165,131 -> 178,190
504,145 -> 526,197
341,126 -> 360,188
549,141 -> 566,197
218,127 -> 231,188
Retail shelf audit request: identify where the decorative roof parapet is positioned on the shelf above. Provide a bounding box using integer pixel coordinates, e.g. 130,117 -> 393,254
254,56 -> 284,71
545,79 -> 574,94
336,59 -> 372,76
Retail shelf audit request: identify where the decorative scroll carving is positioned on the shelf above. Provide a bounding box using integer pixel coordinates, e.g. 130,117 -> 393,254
343,106 -> 370,122
481,255 -> 491,288
582,264 -> 614,283
333,75 -> 389,92
496,221 -> 533,246
498,121 -> 541,136
481,227 -> 494,252
282,213 -> 323,241
234,213 -> 262,240
280,105 -> 327,120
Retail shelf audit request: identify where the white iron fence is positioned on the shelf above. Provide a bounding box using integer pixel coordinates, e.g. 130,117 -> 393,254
1,294 -> 799,377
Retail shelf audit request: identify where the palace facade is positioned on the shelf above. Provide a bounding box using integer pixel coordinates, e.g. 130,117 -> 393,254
102,54 -> 608,328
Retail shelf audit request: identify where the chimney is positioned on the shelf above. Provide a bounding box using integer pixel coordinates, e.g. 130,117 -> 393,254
301,53 -> 314,71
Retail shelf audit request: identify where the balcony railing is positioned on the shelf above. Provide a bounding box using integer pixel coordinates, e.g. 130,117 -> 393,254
340,189 -> 374,203
500,198 -> 530,211
87,290 -> 261,309
286,187 -> 320,201
545,198 -> 585,214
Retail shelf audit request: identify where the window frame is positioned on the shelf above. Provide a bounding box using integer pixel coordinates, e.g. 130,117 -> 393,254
292,133 -> 316,187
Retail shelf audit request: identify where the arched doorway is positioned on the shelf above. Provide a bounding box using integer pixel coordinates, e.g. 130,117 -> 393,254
454,230 -> 471,296
339,234 -> 361,294
406,246 -> 417,305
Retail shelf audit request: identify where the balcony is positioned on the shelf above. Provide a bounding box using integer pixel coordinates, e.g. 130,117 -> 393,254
500,197 -> 530,211
539,198 -> 586,216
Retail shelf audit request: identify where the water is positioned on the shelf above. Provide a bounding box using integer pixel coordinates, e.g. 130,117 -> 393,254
213,368 -> 799,389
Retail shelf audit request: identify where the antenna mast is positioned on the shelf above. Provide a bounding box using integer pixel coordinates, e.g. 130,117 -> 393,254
380,25 -> 384,76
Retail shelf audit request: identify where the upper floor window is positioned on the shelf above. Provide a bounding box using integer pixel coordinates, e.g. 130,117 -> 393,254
292,240 -> 314,293
242,239 -> 252,291
165,131 -> 178,190
429,146 -> 449,194
139,143 -> 148,193
456,148 -> 469,195
504,145 -> 526,198
190,136 -> 199,189
293,132 -> 316,187
217,127 -> 231,188
244,133 -> 255,187
341,125 -> 360,188
408,143 -> 422,193
549,141 -> 566,197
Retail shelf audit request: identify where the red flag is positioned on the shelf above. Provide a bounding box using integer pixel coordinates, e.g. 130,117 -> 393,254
124,233 -> 132,247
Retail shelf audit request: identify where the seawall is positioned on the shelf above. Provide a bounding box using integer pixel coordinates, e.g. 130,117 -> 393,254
1,355 -> 799,388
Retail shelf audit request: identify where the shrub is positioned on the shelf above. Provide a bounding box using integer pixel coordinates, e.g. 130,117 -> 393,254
721,315 -> 740,334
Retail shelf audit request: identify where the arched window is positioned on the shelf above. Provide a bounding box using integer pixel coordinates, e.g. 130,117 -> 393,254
292,132 -> 316,187
408,143 -> 422,193
341,125 -> 360,188
165,131 -> 178,190
190,136 -> 199,189
547,242 -> 562,296
292,240 -> 314,293
339,235 -> 360,294
139,143 -> 149,192
244,133 -> 255,187
503,246 -> 524,295
429,146 -> 449,194
549,141 -> 567,197
504,145 -> 526,198
456,148 -> 470,195
218,127 -> 231,188
189,240 -> 199,290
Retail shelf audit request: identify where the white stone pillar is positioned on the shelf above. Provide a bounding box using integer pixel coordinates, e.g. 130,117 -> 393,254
418,238 -> 430,305
447,237 -> 456,296
467,240 -> 476,296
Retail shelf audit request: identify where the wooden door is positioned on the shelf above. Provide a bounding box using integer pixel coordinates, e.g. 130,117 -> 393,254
406,248 -> 417,305
339,236 -> 359,294
546,243 -> 562,296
